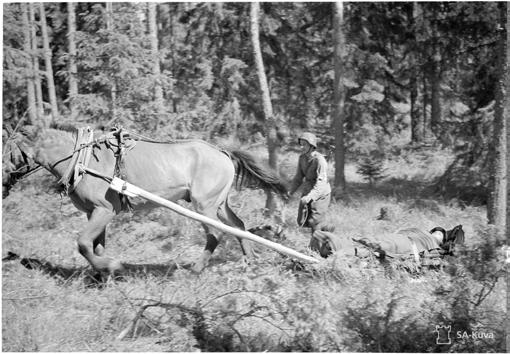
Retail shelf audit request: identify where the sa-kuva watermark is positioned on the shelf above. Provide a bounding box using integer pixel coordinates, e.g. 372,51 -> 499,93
435,325 -> 452,345
435,324 -> 495,345
457,324 -> 495,341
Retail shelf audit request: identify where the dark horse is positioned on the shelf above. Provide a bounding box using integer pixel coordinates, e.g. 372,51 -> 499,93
15,124 -> 288,274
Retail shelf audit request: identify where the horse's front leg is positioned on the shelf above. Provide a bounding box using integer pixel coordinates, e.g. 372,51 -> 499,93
86,212 -> 106,256
192,223 -> 221,273
78,207 -> 123,274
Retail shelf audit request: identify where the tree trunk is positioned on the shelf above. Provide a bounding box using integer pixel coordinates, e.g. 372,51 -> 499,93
148,2 -> 163,131
67,2 -> 78,116
29,3 -> 44,121
430,60 -> 442,135
505,5 -> 510,351
333,1 -> 346,195
422,75 -> 432,142
148,3 -> 163,104
39,3 -> 59,121
506,0 -> 510,233
410,73 -> 422,144
250,3 -> 277,169
250,2 -> 280,216
487,2 -> 507,234
430,9 -> 442,134
416,3 -> 433,143
106,2 -> 117,123
21,3 -> 37,125
170,5 -> 177,113
410,2 -> 423,144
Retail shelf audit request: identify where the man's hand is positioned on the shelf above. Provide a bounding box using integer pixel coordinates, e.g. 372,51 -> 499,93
300,195 -> 312,204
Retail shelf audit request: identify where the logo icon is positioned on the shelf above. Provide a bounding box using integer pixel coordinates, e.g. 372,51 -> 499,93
435,325 -> 452,345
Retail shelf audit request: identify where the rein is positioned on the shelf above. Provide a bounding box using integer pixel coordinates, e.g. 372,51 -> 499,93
49,134 -> 113,170
20,164 -> 44,179
76,165 -> 113,184
7,163 -> 44,183
48,127 -> 135,210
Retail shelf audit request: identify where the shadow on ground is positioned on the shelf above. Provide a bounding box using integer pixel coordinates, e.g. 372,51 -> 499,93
2,251 -> 192,288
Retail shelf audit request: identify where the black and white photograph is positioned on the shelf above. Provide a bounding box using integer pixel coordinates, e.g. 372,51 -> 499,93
2,2 -> 508,352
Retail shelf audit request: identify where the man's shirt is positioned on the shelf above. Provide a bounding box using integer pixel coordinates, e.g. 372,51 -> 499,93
290,150 -> 331,200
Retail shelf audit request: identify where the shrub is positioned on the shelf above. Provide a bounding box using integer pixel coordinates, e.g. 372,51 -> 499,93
356,152 -> 386,186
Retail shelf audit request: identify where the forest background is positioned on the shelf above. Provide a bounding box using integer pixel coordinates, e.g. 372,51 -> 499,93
2,2 -> 509,352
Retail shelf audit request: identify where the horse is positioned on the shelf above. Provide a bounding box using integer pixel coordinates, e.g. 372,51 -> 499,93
15,124 -> 288,274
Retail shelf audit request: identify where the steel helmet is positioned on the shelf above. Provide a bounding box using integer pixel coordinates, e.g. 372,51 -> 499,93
298,132 -> 317,148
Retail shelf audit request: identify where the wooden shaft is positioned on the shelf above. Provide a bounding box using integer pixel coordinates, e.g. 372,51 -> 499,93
109,177 -> 319,264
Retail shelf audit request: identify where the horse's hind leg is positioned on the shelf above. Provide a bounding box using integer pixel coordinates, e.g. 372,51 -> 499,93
78,208 -> 122,273
218,200 -> 255,259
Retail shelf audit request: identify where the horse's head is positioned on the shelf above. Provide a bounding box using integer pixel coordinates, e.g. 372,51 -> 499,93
2,125 -> 42,197
17,125 -> 42,156
19,123 -> 78,167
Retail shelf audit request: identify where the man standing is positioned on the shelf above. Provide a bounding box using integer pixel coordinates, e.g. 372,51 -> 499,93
289,132 -> 332,237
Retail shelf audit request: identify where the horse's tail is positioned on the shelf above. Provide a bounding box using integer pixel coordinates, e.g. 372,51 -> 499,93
228,150 -> 288,197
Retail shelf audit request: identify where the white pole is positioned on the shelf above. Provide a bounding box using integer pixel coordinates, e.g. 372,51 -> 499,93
109,177 -> 320,264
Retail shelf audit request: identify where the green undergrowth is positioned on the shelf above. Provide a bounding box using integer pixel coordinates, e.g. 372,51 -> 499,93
2,146 -> 505,352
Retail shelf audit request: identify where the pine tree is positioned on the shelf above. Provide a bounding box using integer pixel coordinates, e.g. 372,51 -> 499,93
39,3 -> 59,120
487,3 -> 507,233
67,2 -> 78,116
29,3 -> 44,120
333,1 -> 346,195
250,2 -> 280,217
21,3 -> 37,124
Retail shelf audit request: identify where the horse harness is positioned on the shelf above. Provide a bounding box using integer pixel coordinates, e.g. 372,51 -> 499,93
57,126 -> 137,210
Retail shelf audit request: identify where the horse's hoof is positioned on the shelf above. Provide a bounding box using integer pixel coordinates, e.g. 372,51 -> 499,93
106,259 -> 125,274
240,255 -> 251,266
191,263 -> 205,274
192,253 -> 211,273
239,257 -> 250,271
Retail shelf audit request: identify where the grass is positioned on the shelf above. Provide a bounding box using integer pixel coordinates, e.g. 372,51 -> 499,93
2,145 -> 505,352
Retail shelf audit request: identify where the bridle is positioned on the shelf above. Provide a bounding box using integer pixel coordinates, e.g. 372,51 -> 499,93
17,164 -> 44,179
